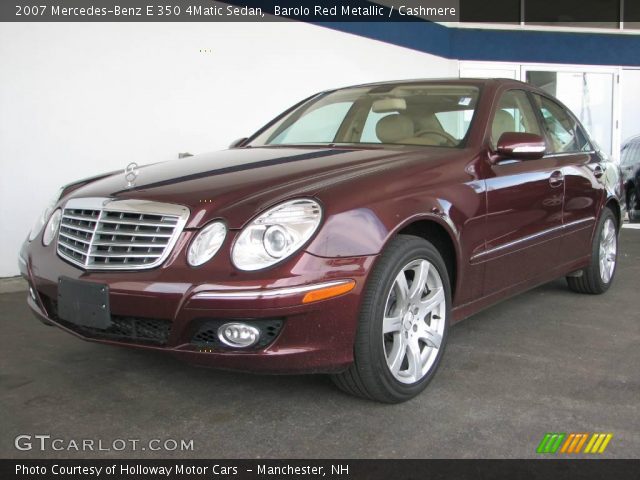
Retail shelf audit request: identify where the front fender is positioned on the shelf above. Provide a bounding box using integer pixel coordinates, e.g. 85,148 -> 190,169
304,197 -> 461,259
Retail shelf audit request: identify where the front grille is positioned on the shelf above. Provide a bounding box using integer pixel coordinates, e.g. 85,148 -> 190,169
191,318 -> 284,350
39,292 -> 171,345
57,197 -> 189,270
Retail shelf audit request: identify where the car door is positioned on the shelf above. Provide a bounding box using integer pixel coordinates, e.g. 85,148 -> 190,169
530,93 -> 603,265
479,89 -> 564,295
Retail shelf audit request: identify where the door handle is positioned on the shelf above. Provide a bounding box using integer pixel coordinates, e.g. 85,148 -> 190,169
549,170 -> 564,188
592,164 -> 604,179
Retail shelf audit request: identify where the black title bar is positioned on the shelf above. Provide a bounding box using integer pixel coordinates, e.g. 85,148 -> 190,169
3,459 -> 640,480
2,1 -> 460,22
3,0 -> 639,23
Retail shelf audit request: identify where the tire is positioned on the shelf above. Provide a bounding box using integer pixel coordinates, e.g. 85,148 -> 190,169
331,235 -> 451,403
566,208 -> 618,295
628,188 -> 639,222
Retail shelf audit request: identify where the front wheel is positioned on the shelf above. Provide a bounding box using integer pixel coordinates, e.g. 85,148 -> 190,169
331,235 -> 451,403
567,208 -> 618,294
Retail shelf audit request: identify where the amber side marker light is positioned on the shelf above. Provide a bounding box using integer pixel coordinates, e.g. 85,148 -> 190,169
302,280 -> 356,304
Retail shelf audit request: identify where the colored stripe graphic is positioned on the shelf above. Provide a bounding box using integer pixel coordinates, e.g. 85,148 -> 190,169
584,433 -> 614,454
560,433 -> 589,453
537,433 -> 565,453
539,433 -> 613,454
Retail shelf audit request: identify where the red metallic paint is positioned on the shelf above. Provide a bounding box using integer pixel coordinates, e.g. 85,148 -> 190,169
20,79 -> 622,374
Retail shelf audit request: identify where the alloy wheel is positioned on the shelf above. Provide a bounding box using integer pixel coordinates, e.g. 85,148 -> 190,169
599,218 -> 617,284
382,258 -> 446,384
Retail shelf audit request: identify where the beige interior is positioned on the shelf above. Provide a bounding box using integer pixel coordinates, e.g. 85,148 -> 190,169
492,110 -> 516,145
375,112 -> 455,146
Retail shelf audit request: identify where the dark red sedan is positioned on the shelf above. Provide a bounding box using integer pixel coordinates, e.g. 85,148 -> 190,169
20,79 -> 622,403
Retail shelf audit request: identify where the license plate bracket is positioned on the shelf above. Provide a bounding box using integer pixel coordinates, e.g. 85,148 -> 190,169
57,277 -> 112,330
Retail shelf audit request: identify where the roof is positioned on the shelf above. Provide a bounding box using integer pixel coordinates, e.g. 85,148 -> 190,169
334,77 -> 529,91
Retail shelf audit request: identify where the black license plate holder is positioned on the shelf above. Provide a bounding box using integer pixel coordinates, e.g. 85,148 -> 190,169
57,277 -> 112,330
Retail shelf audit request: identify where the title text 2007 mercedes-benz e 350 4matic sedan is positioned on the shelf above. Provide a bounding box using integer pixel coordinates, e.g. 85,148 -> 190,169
20,79 -> 623,403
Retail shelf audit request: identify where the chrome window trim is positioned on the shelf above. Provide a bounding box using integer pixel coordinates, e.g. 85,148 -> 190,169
57,197 -> 190,271
192,279 -> 352,300
544,151 -> 596,158
471,217 -> 596,261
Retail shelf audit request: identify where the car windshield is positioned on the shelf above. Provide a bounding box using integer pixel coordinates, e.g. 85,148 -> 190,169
248,84 -> 480,148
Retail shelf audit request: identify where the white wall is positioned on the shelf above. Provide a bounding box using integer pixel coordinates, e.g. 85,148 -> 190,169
621,69 -> 640,144
0,22 -> 456,277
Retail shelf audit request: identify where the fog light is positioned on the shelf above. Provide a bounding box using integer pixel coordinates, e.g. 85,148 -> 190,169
218,322 -> 260,348
29,287 -> 37,301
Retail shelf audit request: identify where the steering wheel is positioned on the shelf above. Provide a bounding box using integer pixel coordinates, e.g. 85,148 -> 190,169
414,130 -> 457,146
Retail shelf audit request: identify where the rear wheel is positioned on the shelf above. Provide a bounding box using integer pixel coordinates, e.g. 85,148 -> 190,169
331,235 -> 451,403
567,208 -> 618,294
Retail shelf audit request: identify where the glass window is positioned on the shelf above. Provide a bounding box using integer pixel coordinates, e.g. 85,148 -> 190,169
623,1 -> 640,29
251,84 -> 480,148
491,90 -> 542,147
270,102 -> 352,145
360,110 -> 393,143
459,0 -> 520,23
435,110 -> 475,140
532,94 -> 592,153
525,0 -> 619,29
621,145 -> 631,165
625,142 -> 640,165
526,71 -> 613,155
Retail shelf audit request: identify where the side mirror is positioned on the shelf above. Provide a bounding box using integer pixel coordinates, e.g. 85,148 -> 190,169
229,137 -> 248,149
496,132 -> 546,160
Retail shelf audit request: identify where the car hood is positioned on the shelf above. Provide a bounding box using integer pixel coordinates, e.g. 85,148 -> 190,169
68,146 -> 439,229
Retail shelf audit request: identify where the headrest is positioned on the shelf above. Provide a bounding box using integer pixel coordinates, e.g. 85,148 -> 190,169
376,114 -> 414,143
372,98 -> 407,113
492,109 -> 515,142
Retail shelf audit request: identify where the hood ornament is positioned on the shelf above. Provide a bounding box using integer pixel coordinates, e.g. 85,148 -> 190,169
124,162 -> 139,188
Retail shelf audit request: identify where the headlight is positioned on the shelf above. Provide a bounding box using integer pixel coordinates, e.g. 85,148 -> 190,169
232,199 -> 322,271
187,221 -> 227,266
42,209 -> 62,246
28,188 -> 64,242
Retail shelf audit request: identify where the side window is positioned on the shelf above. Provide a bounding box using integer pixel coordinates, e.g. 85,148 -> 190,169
491,90 -> 541,148
270,102 -> 352,144
629,143 -> 640,165
532,94 -> 591,154
621,145 -> 631,165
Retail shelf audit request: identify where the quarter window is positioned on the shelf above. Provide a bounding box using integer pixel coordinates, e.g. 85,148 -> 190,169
532,94 -> 591,154
491,90 -> 542,148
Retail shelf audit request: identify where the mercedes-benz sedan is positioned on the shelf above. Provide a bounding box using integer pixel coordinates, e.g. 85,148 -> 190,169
20,79 -> 622,402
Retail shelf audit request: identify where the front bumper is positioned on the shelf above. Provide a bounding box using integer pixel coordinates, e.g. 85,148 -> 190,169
20,238 -> 375,374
